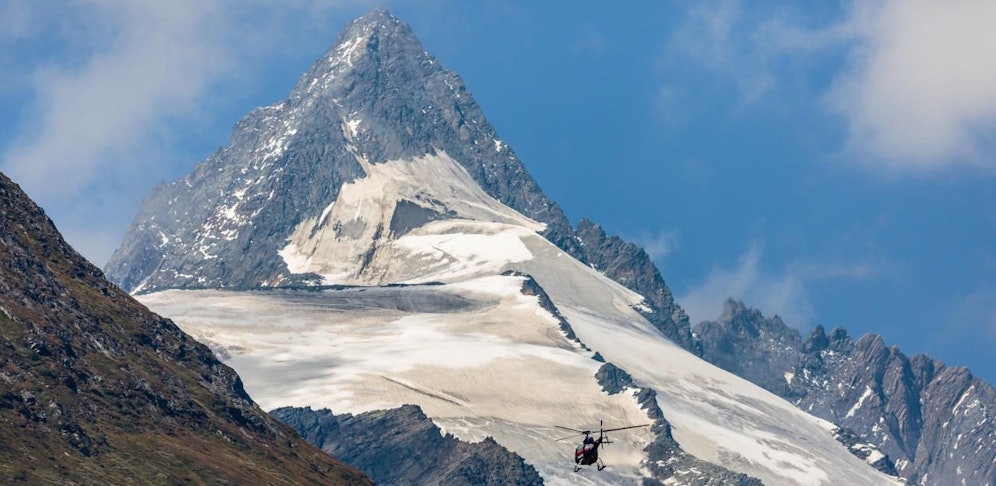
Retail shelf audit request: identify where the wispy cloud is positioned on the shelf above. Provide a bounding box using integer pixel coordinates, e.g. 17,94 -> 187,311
678,243 -> 809,326
0,1 -> 240,263
627,228 -> 680,264
664,0 -> 775,105
663,0 -> 996,170
3,1 -> 229,201
0,0 -> 369,264
827,0 -> 996,170
677,242 -> 881,327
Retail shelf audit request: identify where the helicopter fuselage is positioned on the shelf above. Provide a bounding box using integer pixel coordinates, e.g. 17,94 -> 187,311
575,435 -> 604,466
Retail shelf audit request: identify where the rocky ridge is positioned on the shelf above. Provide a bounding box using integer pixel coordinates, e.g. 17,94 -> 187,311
695,299 -> 995,485
0,173 -> 369,484
272,404 -> 543,486
576,219 -> 698,353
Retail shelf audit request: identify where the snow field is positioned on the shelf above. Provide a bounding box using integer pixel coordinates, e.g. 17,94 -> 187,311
140,279 -> 655,485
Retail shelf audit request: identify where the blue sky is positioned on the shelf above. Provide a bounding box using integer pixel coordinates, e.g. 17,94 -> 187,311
2,1 -> 994,383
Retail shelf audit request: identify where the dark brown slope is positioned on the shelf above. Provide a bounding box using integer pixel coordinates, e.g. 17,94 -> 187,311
0,172 -> 370,484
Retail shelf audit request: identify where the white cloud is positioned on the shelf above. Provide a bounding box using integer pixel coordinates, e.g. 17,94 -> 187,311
627,228 -> 680,263
0,1 -> 369,265
677,242 -> 880,327
828,0 -> 996,169
664,0 -> 996,170
2,1 -> 229,202
678,243 -> 810,327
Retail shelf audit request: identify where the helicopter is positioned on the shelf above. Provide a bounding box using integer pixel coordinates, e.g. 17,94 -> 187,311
554,421 -> 649,472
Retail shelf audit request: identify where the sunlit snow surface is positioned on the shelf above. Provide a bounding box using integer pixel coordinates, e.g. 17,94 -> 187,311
138,151 -> 897,485
277,152 -> 544,285
141,279 -> 652,485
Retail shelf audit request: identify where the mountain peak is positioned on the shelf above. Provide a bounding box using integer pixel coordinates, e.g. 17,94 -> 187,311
355,5 -> 398,25
291,6 -> 426,102
719,298 -> 748,319
107,8 -> 585,293
340,4 -> 409,45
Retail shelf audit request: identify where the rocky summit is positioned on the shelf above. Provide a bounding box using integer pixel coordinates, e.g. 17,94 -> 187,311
0,172 -> 369,484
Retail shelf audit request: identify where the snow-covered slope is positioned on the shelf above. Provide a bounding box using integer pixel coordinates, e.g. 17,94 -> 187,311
141,280 -> 652,485
138,146 -> 898,485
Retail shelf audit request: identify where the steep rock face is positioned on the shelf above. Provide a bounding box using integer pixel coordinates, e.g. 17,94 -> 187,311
575,219 -> 696,352
103,7 -> 699,356
105,7 -> 581,294
0,173 -> 369,484
271,404 -> 542,486
797,331 -> 995,485
695,302 -> 995,486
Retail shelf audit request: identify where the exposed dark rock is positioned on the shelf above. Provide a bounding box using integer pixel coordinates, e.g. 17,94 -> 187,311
695,300 -> 995,486
506,270 -> 590,351
595,362 -> 634,395
832,426 -> 898,476
389,199 -> 455,237
272,404 -> 542,486
695,299 -> 802,398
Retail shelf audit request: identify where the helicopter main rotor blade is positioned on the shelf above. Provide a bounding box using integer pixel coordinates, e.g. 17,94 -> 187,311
600,424 -> 651,433
554,432 -> 585,441
553,425 -> 594,441
551,423 -> 647,441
